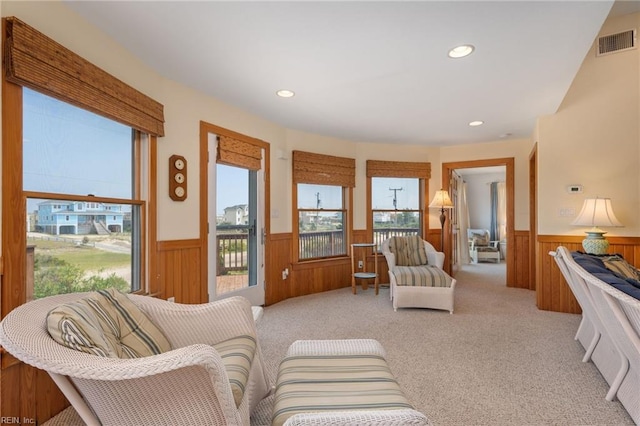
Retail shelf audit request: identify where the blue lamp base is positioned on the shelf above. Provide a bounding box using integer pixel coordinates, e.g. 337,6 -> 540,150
582,231 -> 609,255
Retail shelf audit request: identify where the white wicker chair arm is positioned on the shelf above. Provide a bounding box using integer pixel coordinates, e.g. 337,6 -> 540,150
282,409 -> 431,425
427,251 -> 445,269
131,295 -> 258,348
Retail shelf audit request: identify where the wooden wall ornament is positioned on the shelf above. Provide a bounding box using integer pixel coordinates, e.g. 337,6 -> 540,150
169,155 -> 187,201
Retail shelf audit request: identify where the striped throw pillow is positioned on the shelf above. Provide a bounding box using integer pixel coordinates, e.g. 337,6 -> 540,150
389,235 -> 428,266
47,288 -> 172,358
602,255 -> 640,281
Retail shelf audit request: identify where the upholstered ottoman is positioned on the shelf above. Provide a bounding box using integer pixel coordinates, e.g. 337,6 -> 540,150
272,339 -> 430,426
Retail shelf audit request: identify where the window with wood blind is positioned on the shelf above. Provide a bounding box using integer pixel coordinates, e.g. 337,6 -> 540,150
293,151 -> 355,261
2,17 -> 163,311
366,160 -> 431,247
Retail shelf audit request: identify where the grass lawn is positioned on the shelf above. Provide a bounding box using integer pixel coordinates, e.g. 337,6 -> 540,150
29,238 -> 130,271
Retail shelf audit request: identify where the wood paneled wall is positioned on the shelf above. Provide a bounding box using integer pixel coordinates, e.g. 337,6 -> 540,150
513,230 -> 532,290
156,239 -> 207,304
1,355 -> 68,424
537,235 -> 640,313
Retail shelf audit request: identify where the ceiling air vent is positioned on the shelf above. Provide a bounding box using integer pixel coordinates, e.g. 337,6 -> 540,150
597,29 -> 636,56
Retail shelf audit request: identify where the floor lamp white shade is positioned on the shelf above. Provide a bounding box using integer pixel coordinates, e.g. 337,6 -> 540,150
571,197 -> 622,254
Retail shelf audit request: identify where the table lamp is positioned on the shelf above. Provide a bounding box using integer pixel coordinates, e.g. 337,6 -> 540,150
571,197 -> 622,255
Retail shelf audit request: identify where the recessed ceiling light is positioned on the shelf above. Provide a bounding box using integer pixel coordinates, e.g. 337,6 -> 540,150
469,120 -> 484,127
448,44 -> 475,59
276,89 -> 295,98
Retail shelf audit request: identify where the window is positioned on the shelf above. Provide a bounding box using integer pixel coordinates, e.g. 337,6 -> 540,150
293,151 -> 355,261
366,160 -> 431,247
371,177 -> 421,245
24,88 -> 143,298
297,183 -> 346,259
2,17 -> 163,321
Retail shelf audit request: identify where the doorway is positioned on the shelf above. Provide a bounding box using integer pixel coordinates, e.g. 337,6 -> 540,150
443,158 -> 515,287
200,122 -> 270,306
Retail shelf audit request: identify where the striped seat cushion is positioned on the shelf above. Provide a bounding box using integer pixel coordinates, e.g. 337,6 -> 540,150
47,288 -> 171,358
272,354 -> 414,426
391,265 -> 453,288
213,334 -> 257,408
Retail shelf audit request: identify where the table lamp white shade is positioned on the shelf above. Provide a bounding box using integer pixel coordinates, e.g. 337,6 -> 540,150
571,197 -> 622,254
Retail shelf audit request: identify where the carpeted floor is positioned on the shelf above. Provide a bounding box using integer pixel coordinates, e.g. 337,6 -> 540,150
251,262 -> 634,426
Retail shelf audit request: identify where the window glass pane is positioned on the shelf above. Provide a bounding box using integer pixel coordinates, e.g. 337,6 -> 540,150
23,88 -> 132,198
23,88 -> 140,298
297,184 -> 343,209
27,198 -> 135,298
371,177 -> 419,210
298,211 -> 345,259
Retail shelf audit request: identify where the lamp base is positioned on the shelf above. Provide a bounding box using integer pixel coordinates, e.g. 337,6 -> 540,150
582,231 -> 609,255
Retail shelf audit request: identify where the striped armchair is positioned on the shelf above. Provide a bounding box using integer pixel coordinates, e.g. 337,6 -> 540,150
382,236 -> 456,313
0,292 -> 270,426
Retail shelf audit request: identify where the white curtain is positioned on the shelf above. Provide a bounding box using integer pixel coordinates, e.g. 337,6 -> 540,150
457,180 -> 471,264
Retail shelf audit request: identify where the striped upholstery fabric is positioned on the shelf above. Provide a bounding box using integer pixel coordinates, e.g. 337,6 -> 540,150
388,236 -> 428,266
391,266 -> 453,288
272,354 -> 414,426
602,255 -> 640,281
213,334 -> 257,408
47,289 -> 171,358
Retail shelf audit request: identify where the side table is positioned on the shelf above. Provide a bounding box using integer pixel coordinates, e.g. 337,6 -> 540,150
351,243 -> 379,295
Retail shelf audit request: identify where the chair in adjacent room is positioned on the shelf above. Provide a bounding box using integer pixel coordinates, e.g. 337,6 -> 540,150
468,228 -> 500,263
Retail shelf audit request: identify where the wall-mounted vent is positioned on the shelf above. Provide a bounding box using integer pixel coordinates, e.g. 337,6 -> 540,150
597,29 -> 636,56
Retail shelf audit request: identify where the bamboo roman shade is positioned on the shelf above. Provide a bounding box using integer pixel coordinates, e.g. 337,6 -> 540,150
4,17 -> 165,136
293,150 -> 355,187
366,160 -> 431,179
217,135 -> 262,170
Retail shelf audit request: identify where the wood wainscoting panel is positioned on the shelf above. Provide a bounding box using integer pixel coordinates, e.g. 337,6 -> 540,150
157,239 -> 206,304
513,231 -> 531,290
537,235 -> 640,313
265,233 -> 293,306
291,258 -> 352,296
1,358 -> 68,425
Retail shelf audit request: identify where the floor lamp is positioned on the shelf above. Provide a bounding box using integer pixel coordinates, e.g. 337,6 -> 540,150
429,189 -> 454,251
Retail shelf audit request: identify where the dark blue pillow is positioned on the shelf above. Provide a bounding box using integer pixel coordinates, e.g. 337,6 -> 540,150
572,251 -> 609,274
609,282 -> 640,300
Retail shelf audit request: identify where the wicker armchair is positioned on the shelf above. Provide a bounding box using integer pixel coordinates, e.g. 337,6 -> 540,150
0,293 -> 270,426
382,236 -> 456,313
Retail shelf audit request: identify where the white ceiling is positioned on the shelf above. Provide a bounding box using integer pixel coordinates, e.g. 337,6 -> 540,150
65,1 -> 634,147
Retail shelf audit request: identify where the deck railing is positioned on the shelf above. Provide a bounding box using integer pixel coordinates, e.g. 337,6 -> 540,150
217,226 -> 420,272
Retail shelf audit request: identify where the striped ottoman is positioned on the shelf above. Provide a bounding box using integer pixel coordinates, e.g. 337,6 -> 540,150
272,339 -> 429,426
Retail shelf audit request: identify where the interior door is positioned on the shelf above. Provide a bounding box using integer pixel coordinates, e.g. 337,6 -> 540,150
207,134 -> 265,305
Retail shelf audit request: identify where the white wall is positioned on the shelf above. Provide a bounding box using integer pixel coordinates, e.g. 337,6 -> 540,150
537,12 -> 640,237
459,171 -> 506,230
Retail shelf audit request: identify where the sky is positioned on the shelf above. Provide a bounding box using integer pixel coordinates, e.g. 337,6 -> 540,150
23,88 -> 131,212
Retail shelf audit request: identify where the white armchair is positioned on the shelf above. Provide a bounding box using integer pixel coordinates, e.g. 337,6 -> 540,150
467,229 -> 500,263
382,236 -> 456,313
0,293 -> 270,426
